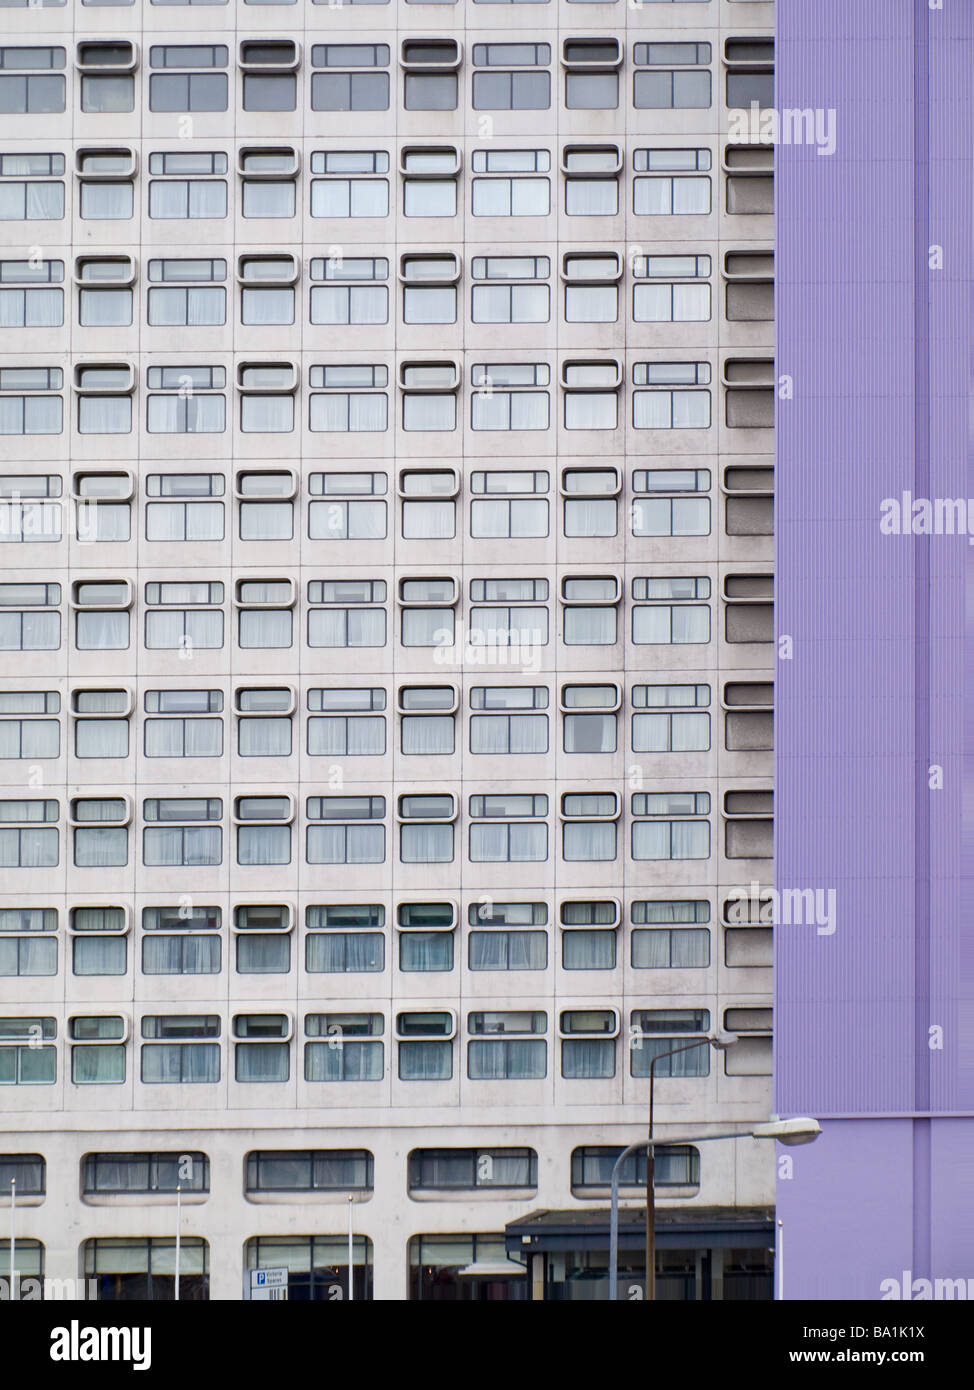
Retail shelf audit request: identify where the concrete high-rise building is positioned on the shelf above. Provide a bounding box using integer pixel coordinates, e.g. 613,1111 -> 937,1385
0,0 -> 775,1301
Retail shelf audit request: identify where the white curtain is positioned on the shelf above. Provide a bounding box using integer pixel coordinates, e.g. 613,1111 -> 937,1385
400,932 -> 453,971
25,183 -> 64,220
73,934 -> 126,972
79,396 -> 129,434
82,183 -> 132,219
237,825 -> 290,865
564,392 -> 616,430
563,822 -> 616,861
73,1045 -> 124,1083
242,182 -> 294,218
239,610 -> 291,648
563,608 -> 614,645
468,1040 -> 544,1080
469,931 -> 547,972
401,715 -> 452,754
306,932 -> 383,973
143,935 -> 220,974
240,396 -> 293,432
236,1043 -> 288,1083
80,289 -> 130,327
241,288 -> 293,325
563,931 -> 615,969
400,823 -> 452,863
240,501 -> 292,540
562,1039 -> 613,1078
398,1041 -> 450,1080
74,827 -> 127,867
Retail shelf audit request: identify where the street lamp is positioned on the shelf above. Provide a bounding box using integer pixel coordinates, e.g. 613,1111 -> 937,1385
606,1028 -> 821,1301
643,1031 -> 737,1300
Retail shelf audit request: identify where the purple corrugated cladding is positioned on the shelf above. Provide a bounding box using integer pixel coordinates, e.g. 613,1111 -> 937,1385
775,0 -> 974,1295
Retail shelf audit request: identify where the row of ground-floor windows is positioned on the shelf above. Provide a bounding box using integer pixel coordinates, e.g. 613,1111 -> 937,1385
0,1237 -> 772,1301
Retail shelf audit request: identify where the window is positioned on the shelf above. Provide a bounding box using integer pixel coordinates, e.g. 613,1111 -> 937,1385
238,362 -> 296,433
145,470 -> 225,539
0,1017 -> 56,1084
72,688 -> 130,759
562,684 -> 619,754
307,579 -> 386,648
469,685 -> 548,755
400,254 -> 459,326
0,905 -> 57,978
560,899 -> 618,970
561,360 -> 620,430
563,253 -> 620,323
142,903 -> 222,975
571,1146 -> 699,1194
399,471 -> 457,540
561,468 -> 619,537
561,574 -> 619,645
72,473 -> 131,542
723,789 -> 773,859
0,472 -> 62,545
238,256 -> 297,327
246,1236 -> 372,1302
468,914 -> 547,969
634,147 -> 711,216
0,1154 -> 45,1197
147,261 -> 226,328
70,1016 -> 126,1084
723,357 -> 775,428
724,572 -> 774,642
632,899 -> 711,968
309,365 -> 388,434
149,45 -> 228,112
305,1013 -> 383,1082
246,1150 -> 373,1194
468,1011 -> 546,1080
630,1009 -> 711,1077
633,363 -> 712,436
0,47 -> 65,115
308,687 -> 385,759
83,1153 -> 210,1195
632,791 -> 711,860
144,581 -> 223,651
0,691 -> 59,761
724,250 -> 774,321
310,258 -> 388,327
148,151 -> 227,220
472,44 -> 550,110
0,152 -> 63,220
73,579 -> 130,650
309,472 -> 387,541
633,255 -> 711,323
633,42 -> 712,109
398,794 -> 455,864
469,578 -> 548,647
632,576 -> 711,645
723,681 -> 774,752
725,38 -> 774,110
562,39 -> 621,110
240,41 -> 298,112
75,364 -> 132,433
306,796 -> 385,865
561,1009 -> 616,1078
561,792 -> 618,862
469,794 -> 547,862
143,797 -> 223,868
0,258 -> 63,328
234,1015 -> 290,1083
471,363 -> 549,433
311,44 -> 389,111
724,144 -> 773,215
632,684 -> 711,752
401,40 -> 459,111
305,904 -> 385,974
470,471 -> 548,539
398,575 -> 456,647
0,369 -> 62,437
471,257 -> 549,325
235,578 -> 293,649
471,148 -> 549,217
239,147 -> 297,219
562,146 -> 620,217
723,1007 -> 773,1074
71,799 -> 128,870
77,42 -> 135,114
84,1238 -> 208,1302
408,1148 -> 536,1192
141,1015 -> 220,1084
76,148 -> 133,220
235,688 -> 292,757
397,1011 -> 453,1081
131,721 -> 205,798
310,150 -> 389,219
235,797 -> 292,867
398,687 -> 456,755
397,902 -> 455,973
401,148 -> 459,218
0,582 -> 60,652
236,473 -> 295,542
76,256 -> 134,329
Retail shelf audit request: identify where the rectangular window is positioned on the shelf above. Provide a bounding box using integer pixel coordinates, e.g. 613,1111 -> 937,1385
148,151 -> 227,220
632,575 -> 711,644
469,684 -> 548,756
145,470 -> 224,540
309,472 -> 386,542
307,579 -> 386,648
402,40 -> 459,111
470,470 -> 548,539
469,577 -> 548,648
563,40 -> 620,111
246,1150 -> 373,1194
470,363 -> 549,433
0,369 -> 62,437
561,792 -> 618,862
0,903 -> 57,977
83,1152 -> 210,1194
311,45 -> 389,112
0,1016 -> 56,1084
468,1011 -> 546,1080
471,148 -> 549,217
471,257 -> 549,324
631,684 -> 711,752
306,796 -> 385,865
398,794 -> 454,864
0,47 -> 65,115
143,797 -> 222,867
310,258 -> 388,327
309,364 -> 388,434
630,1009 -> 711,1077
0,151 -> 64,220
0,258 -> 63,328
633,147 -> 711,215
240,41 -> 297,112
141,1016 -> 220,1083
147,260 -> 226,328
310,150 -> 389,219
144,580 -> 223,651
401,148 -> 458,218
397,1011 -> 453,1081
408,1148 -> 536,1191
239,362 -> 296,433
468,793 -> 547,863
633,363 -> 712,436
77,42 -> 135,114
633,42 -> 712,109
0,581 -> 60,652
305,1013 -> 383,1082
633,255 -> 712,323
149,45 -> 228,113
631,792 -> 711,860
472,44 -> 550,110
305,903 -> 385,974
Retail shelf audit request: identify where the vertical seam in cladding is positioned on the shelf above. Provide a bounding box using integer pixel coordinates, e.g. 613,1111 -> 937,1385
913,0 -> 932,1280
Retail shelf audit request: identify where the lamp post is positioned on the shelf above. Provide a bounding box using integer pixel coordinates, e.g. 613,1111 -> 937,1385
606,1063 -> 821,1301
644,1032 -> 738,1300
